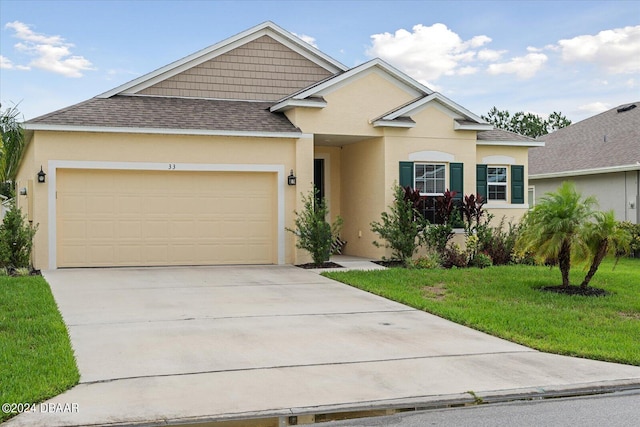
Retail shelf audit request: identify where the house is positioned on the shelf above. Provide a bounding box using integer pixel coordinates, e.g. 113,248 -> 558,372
16,22 -> 542,270
529,102 -> 640,223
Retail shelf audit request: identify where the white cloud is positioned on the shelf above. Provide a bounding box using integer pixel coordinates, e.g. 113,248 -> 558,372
0,54 -> 29,70
4,21 -> 94,77
578,102 -> 610,114
292,32 -> 318,48
477,49 -> 506,62
486,53 -> 548,79
626,78 -> 638,88
367,23 -> 492,82
557,25 -> 640,74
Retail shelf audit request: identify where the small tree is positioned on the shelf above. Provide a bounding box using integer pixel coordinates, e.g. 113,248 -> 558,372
0,103 -> 26,198
515,182 -> 596,287
580,211 -> 631,288
0,204 -> 38,269
371,185 -> 427,266
288,188 -> 342,266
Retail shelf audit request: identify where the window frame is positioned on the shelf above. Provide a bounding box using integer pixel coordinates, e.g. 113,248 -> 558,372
414,163 -> 447,197
487,165 -> 508,202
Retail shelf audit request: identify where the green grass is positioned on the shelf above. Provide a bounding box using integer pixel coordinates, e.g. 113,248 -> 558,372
0,275 -> 79,422
324,257 -> 640,366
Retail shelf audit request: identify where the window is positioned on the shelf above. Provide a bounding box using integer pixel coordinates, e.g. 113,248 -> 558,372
414,163 -> 446,224
487,166 -> 507,201
414,163 -> 445,195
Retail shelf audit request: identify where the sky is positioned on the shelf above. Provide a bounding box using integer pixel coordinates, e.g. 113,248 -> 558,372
0,0 -> 639,123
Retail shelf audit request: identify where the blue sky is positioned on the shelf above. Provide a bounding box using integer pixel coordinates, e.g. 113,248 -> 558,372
1,0 -> 638,123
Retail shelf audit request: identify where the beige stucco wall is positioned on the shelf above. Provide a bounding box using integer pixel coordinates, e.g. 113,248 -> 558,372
339,138 -> 386,258
15,130 -> 309,269
286,70 -> 417,137
530,171 -> 640,224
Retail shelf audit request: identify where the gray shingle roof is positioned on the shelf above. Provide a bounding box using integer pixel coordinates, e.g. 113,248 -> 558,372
529,102 -> 640,175
26,95 -> 301,134
477,128 -> 538,142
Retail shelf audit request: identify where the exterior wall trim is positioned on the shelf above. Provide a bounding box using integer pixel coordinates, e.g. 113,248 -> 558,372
482,155 -> 516,165
409,150 -> 455,162
47,160 -> 286,269
24,124 -> 310,139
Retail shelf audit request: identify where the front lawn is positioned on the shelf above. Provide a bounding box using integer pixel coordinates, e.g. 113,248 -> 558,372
0,275 -> 79,422
324,257 -> 640,366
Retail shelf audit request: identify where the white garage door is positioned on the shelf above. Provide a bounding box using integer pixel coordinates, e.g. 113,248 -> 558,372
56,169 -> 277,267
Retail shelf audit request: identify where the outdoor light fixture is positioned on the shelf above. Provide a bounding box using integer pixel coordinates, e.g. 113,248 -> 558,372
287,169 -> 296,186
37,166 -> 46,183
19,187 -> 27,196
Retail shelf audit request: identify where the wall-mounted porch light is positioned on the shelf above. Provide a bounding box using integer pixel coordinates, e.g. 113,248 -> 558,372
287,169 -> 297,186
37,166 -> 46,183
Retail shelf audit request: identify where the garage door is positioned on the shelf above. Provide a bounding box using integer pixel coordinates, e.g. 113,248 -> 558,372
56,169 -> 277,267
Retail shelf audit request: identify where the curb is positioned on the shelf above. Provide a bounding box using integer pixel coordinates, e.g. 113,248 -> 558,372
95,379 -> 640,426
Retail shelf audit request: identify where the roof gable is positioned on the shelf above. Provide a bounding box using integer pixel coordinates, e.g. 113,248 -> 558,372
98,22 -> 347,100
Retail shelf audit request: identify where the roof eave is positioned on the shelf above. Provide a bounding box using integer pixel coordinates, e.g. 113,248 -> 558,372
371,119 -> 416,128
477,140 -> 545,147
23,123 -> 308,139
270,98 -> 327,113
455,122 -> 493,131
530,164 -> 640,180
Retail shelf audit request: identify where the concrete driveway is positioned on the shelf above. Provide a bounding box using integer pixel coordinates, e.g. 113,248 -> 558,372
7,265 -> 640,426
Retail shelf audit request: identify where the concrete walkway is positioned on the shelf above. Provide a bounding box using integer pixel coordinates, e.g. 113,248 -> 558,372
6,265 -> 640,426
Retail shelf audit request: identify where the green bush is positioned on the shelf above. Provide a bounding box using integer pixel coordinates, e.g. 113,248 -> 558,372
371,185 -> 427,267
413,252 -> 442,269
619,221 -> 640,257
288,188 -> 342,266
0,205 -> 38,269
470,252 -> 493,269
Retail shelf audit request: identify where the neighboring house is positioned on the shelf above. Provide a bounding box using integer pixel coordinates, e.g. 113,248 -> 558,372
529,102 -> 640,224
16,22 -> 541,270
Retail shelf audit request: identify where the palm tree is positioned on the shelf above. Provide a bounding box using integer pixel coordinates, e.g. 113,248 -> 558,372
516,182 -> 596,287
580,211 -> 631,288
0,103 -> 26,198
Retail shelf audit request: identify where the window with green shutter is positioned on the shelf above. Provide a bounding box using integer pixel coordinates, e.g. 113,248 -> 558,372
511,165 -> 525,204
399,161 -> 414,188
476,164 -> 487,199
449,163 -> 463,201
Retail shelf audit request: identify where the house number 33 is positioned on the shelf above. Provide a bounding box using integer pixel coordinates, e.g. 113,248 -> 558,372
168,164 -> 176,170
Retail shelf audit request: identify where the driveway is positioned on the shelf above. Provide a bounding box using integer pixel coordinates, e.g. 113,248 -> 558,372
7,265 -> 640,426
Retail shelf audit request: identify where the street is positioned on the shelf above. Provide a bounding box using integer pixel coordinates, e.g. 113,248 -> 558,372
328,390 -> 640,426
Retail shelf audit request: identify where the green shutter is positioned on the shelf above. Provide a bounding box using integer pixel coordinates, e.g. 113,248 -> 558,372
399,161 -> 414,188
511,165 -> 525,204
449,163 -> 464,201
476,164 -> 487,199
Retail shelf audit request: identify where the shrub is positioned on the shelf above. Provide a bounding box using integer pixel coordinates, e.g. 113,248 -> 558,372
0,205 -> 38,269
441,243 -> 468,269
287,188 -> 342,266
619,221 -> 640,257
479,217 -> 521,265
469,252 -> 493,269
413,252 -> 442,269
371,185 -> 427,266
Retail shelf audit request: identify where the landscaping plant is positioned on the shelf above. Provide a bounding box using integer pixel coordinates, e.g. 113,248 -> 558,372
287,188 -> 342,266
0,204 -> 38,270
371,185 -> 427,267
580,210 -> 630,288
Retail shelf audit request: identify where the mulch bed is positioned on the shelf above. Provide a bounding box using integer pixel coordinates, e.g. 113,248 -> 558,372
295,262 -> 344,269
541,285 -> 609,297
372,260 -> 404,268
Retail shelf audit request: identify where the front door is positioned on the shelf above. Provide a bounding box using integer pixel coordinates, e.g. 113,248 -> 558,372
314,158 -> 325,203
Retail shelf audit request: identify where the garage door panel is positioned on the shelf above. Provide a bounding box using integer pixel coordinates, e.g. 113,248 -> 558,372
57,169 -> 276,267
